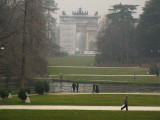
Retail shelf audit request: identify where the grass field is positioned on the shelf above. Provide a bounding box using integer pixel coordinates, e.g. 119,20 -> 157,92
48,75 -> 160,84
48,56 -> 95,66
47,67 -> 148,75
0,57 -> 158,120
0,110 -> 160,120
46,56 -> 160,83
1,94 -> 160,106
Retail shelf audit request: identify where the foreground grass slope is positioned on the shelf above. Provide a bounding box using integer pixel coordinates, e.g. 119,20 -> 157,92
1,94 -> 160,106
1,110 -> 160,120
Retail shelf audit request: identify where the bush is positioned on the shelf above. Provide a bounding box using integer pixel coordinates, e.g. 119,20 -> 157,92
25,88 -> 31,94
35,81 -> 45,95
149,64 -> 159,76
43,81 -> 49,92
0,89 -> 9,100
35,80 -> 49,95
18,88 -> 27,103
7,89 -> 12,93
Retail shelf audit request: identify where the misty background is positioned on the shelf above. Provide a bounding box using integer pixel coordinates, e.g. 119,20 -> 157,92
55,0 -> 148,23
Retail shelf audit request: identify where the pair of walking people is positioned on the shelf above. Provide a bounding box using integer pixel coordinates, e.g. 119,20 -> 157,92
72,82 -> 79,92
92,83 -> 99,93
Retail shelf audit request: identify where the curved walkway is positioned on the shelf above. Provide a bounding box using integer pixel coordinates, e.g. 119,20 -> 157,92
0,105 -> 160,111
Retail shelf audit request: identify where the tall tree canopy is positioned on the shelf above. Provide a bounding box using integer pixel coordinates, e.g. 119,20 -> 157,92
137,0 -> 160,59
0,0 -> 58,87
96,3 -> 138,64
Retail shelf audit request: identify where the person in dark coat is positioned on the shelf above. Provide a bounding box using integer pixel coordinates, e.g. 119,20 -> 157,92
72,82 -> 76,92
121,96 -> 128,111
95,84 -> 99,93
92,83 -> 96,93
76,82 -> 79,92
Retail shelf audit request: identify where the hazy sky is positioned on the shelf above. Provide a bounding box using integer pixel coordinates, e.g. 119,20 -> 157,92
55,0 -> 148,23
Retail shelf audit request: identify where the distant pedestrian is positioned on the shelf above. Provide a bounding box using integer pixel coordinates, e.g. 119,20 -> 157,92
92,83 -> 96,93
95,84 -> 99,93
133,74 -> 136,81
76,82 -> 79,92
121,96 -> 128,111
72,82 -> 76,92
60,72 -> 63,80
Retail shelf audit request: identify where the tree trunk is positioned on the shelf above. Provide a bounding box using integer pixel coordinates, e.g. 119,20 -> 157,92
21,0 -> 28,88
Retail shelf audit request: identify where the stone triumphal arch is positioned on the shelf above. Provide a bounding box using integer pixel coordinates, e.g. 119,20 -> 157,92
60,8 -> 100,54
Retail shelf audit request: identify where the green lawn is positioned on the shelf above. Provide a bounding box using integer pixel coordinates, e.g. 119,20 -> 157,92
48,56 -> 95,66
47,67 -> 148,75
1,94 -> 160,106
57,76 -> 160,84
46,56 -> 160,84
0,110 -> 160,120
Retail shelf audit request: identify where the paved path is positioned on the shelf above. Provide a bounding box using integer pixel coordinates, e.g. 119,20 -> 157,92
48,66 -> 140,68
48,74 -> 154,77
48,93 -> 160,95
0,105 -> 160,111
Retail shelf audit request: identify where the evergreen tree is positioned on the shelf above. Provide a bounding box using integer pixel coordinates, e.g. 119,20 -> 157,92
96,3 -> 138,64
137,0 -> 160,62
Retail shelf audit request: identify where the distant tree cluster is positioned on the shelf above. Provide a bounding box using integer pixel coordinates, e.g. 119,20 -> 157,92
96,0 -> 160,65
0,0 -> 58,87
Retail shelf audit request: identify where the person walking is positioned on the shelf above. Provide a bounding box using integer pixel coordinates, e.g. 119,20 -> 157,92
76,82 -> 79,93
133,74 -> 136,81
60,72 -> 63,80
72,82 -> 76,92
92,83 -> 96,93
121,96 -> 128,111
95,84 -> 99,93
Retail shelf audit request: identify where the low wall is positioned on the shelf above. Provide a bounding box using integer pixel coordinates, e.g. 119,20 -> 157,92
49,80 -> 160,93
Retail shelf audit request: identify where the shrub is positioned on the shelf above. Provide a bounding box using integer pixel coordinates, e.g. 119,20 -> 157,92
35,80 -> 49,95
25,88 -> 31,94
149,64 -> 159,76
35,81 -> 45,95
7,89 -> 12,93
43,81 -> 49,92
0,89 -> 9,100
18,88 -> 27,103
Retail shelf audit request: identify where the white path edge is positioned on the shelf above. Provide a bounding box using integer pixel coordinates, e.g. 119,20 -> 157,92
48,74 -> 154,77
48,66 -> 140,68
0,105 -> 160,111
48,93 -> 160,95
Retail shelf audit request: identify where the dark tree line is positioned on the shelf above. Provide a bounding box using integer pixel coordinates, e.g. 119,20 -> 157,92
0,0 -> 58,87
137,0 -> 160,62
96,0 -> 160,65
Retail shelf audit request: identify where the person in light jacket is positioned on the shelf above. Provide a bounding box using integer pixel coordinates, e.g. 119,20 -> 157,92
121,95 -> 128,111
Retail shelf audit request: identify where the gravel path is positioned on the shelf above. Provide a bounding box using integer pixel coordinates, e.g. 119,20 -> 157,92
0,105 -> 160,111
48,66 -> 140,68
48,93 -> 160,95
48,74 -> 154,77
